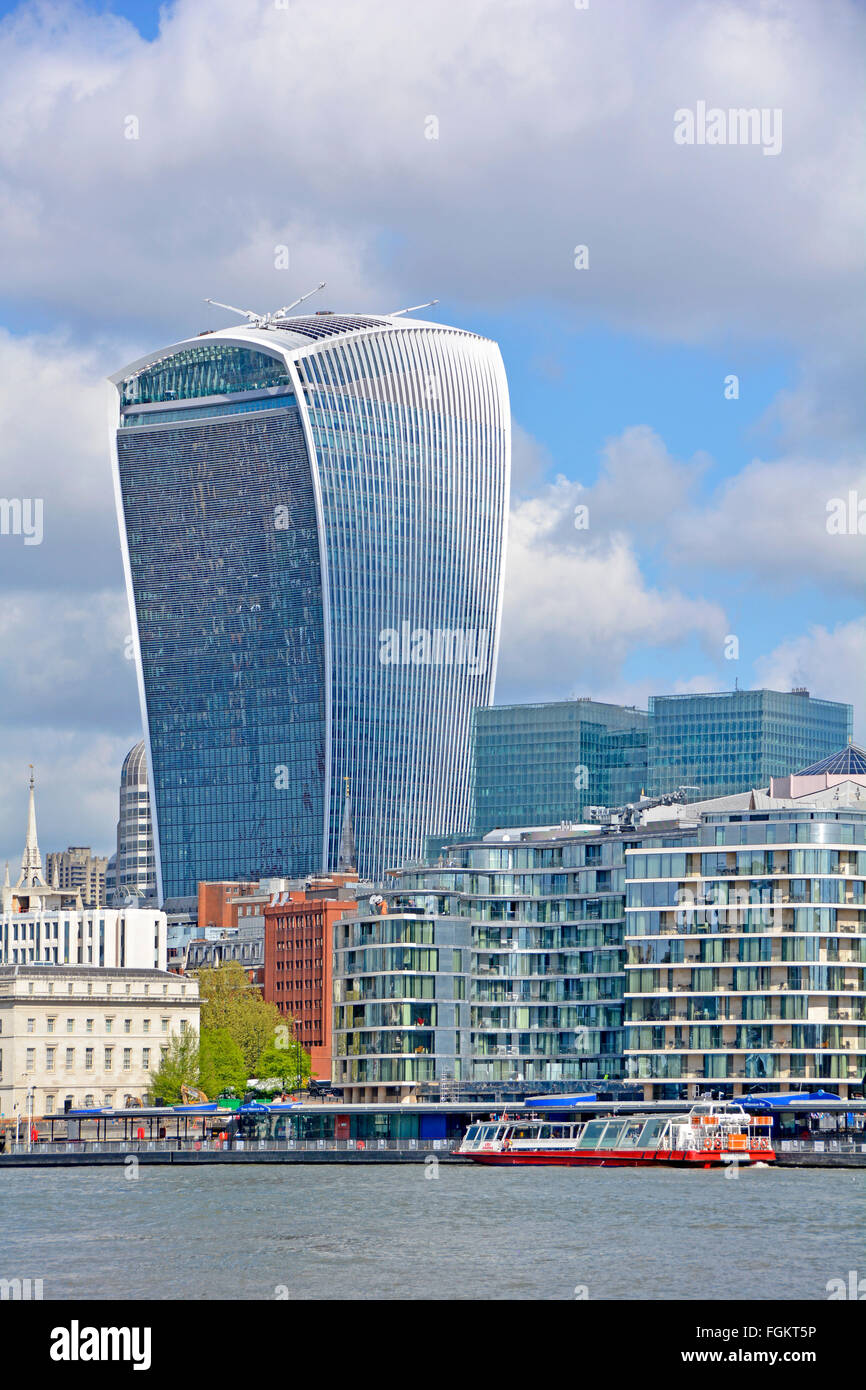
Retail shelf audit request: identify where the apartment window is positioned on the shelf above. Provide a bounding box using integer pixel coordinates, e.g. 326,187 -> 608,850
85,1048 -> 94,1071
123,1019 -> 132,1034
66,1019 -> 74,1033
179,1019 -> 188,1034
26,1017 -> 35,1034
161,1018 -> 169,1034
142,1048 -> 150,1068
84,1093 -> 94,1107
86,1018 -> 94,1034
104,1047 -> 113,1069
26,1048 -> 35,1071
103,1094 -> 113,1107
46,1047 -> 55,1072
122,1049 -> 132,1071
65,1049 -> 74,1069
105,1018 -> 113,1034
46,1017 -> 56,1034
45,1095 -> 56,1115
142,1019 -> 150,1034
67,984 -> 73,994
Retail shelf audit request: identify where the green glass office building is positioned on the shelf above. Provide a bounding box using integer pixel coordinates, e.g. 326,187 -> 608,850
472,699 -> 647,834
647,689 -> 852,802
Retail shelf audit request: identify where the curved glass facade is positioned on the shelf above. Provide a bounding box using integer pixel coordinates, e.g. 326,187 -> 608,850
112,319 -> 509,896
115,407 -> 326,896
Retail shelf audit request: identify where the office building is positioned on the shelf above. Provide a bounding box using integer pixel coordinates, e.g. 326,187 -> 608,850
110,310 -> 510,895
647,688 -> 852,801
44,848 -> 108,909
112,741 -> 156,903
0,965 -> 200,1118
263,872 -> 362,1079
472,699 -> 647,834
470,688 -> 852,833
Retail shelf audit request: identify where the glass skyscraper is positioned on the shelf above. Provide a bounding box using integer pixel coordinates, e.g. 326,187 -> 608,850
647,689 -> 852,801
110,314 -> 510,898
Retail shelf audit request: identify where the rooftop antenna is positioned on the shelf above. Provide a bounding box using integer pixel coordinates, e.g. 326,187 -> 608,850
204,298 -> 269,326
388,299 -> 439,317
274,282 -> 327,317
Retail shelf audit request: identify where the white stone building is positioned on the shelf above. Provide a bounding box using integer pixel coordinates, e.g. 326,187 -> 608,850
0,964 -> 200,1120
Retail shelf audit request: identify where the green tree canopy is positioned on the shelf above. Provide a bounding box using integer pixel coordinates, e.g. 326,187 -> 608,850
148,1030 -> 200,1105
255,1022 -> 311,1094
199,1028 -> 248,1098
193,960 -> 282,1072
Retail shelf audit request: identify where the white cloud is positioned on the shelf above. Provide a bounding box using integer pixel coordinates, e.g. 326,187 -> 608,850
754,617 -> 866,742
669,453 -> 866,594
0,0 -> 860,350
497,473 -> 729,699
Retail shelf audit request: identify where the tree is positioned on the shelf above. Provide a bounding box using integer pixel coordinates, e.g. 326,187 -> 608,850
255,1022 -> 311,1094
199,1028 -> 247,1097
148,1030 -> 200,1105
193,960 -> 282,1072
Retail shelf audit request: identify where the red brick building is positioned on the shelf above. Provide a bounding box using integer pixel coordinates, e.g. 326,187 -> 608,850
197,880 -> 258,931
263,875 -> 358,1081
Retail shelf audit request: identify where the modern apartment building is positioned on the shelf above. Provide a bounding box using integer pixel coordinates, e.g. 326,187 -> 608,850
110,310 -> 510,894
0,965 -> 200,1119
335,742 -> 866,1102
624,802 -> 866,1100
334,820 -> 693,1101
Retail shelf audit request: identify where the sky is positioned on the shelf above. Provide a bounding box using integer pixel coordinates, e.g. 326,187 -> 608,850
0,0 -> 862,868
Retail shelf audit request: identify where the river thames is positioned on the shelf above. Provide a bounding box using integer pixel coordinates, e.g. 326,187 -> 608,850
1,1164 -> 861,1300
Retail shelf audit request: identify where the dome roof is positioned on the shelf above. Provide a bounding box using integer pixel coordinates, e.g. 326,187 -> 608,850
796,743 -> 866,776
121,740 -> 148,786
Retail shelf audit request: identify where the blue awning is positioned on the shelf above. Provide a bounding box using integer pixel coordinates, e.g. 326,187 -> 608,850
522,1094 -> 598,1109
172,1103 -> 221,1113
744,1091 -> 839,1109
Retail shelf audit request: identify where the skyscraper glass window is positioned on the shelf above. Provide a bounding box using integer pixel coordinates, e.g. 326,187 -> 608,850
111,313 -> 510,897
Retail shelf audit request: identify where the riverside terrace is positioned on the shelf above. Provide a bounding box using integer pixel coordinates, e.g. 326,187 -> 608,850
1,1097 -> 865,1166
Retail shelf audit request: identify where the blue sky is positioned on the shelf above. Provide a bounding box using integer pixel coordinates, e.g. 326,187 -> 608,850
0,0 -> 862,864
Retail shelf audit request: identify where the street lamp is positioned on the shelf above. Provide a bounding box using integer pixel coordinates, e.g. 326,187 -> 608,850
26,1086 -> 34,1152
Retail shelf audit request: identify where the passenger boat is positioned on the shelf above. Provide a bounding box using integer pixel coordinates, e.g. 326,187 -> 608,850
455,1102 -> 775,1167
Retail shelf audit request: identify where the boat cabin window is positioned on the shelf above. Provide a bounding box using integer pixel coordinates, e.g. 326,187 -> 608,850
598,1121 -> 629,1148
464,1125 -> 481,1144
579,1119 -> 609,1149
620,1120 -> 645,1147
637,1117 -> 671,1148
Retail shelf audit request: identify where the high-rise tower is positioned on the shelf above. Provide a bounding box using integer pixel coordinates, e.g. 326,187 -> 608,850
110,311 -> 510,897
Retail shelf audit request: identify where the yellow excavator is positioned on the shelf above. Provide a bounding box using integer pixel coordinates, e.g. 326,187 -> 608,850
180,1084 -> 209,1105
123,1094 -> 143,1108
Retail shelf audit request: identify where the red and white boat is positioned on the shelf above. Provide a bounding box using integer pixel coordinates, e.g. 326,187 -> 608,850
455,1102 -> 775,1167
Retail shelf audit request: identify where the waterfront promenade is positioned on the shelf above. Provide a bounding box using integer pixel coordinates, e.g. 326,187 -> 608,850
1,1135 -> 863,1166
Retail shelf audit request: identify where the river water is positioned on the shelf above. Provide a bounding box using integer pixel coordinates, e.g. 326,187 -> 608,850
1,1164 -> 861,1300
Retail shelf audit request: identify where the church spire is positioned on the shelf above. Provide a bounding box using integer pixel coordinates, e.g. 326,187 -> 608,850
337,777 -> 356,873
17,766 -> 46,890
